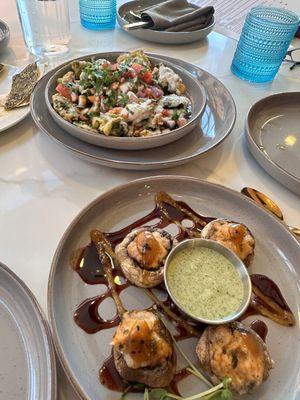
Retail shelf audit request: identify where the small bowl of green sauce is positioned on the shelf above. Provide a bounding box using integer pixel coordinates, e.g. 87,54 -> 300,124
164,238 -> 252,324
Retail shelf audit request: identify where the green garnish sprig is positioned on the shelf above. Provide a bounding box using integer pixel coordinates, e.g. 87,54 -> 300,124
121,379 -> 232,400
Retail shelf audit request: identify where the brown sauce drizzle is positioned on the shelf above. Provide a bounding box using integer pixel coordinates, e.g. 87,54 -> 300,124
99,352 -> 128,392
71,191 -> 294,394
249,320 -> 268,342
243,274 -> 295,327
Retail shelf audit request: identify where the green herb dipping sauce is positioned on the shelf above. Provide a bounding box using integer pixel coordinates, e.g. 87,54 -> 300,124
166,246 -> 244,320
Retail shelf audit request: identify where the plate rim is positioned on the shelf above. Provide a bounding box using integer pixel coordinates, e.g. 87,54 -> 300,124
31,54 -> 236,168
47,175 -> 300,400
0,261 -> 57,400
245,91 -> 300,194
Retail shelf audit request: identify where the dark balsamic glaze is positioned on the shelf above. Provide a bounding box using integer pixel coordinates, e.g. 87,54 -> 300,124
249,320 -> 268,342
241,274 -> 295,327
71,192 -> 294,394
99,352 -> 128,392
251,274 -> 290,311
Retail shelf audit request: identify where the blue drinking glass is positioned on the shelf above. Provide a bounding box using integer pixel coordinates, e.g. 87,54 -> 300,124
79,0 -> 116,30
231,7 -> 299,83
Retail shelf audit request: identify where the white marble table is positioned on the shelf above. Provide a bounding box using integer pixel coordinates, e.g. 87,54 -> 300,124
0,2 -> 299,399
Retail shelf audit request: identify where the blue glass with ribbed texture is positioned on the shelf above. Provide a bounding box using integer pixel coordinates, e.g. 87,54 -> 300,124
79,0 -> 116,30
231,7 -> 299,83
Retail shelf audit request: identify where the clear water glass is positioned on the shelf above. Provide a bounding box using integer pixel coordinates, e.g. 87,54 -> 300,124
16,0 -> 71,57
79,0 -> 116,30
231,7 -> 299,83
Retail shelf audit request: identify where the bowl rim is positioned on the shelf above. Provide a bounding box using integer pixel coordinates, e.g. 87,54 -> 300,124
164,238 -> 252,325
45,51 -> 206,143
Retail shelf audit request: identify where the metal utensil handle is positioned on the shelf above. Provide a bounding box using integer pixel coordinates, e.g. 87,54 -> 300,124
288,226 -> 300,238
241,187 -> 300,238
123,20 -> 153,30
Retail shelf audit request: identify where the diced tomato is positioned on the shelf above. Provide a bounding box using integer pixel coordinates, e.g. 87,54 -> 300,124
150,86 -> 163,99
162,109 -> 171,117
140,70 -> 152,84
131,63 -> 143,74
55,83 -> 71,99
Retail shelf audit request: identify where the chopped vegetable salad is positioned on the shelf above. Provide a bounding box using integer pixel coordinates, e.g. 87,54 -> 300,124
52,50 -> 192,138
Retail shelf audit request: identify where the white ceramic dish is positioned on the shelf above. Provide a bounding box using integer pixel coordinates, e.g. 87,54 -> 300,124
245,92 -> 300,196
31,55 -> 236,170
117,0 -> 215,44
0,64 -> 30,132
48,176 -> 300,400
45,52 -> 206,150
0,261 -> 56,400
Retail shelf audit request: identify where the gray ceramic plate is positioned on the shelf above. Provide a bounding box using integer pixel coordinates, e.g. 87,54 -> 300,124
48,176 -> 300,400
117,0 -> 215,44
31,55 -> 236,170
45,52 -> 206,150
0,19 -> 9,53
0,262 -> 57,400
245,92 -> 300,196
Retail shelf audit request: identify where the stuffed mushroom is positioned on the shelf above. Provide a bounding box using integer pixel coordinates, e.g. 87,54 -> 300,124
115,227 -> 174,288
196,322 -> 273,395
200,219 -> 255,266
112,310 -> 176,387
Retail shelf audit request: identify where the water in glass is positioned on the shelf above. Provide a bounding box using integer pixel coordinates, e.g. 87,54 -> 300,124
16,0 -> 71,56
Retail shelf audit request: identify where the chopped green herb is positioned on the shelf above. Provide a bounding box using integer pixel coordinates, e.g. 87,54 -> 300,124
119,93 -> 129,107
172,110 -> 180,121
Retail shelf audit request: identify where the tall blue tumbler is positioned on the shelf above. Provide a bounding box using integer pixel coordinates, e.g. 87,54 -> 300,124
231,7 -> 299,83
79,0 -> 116,30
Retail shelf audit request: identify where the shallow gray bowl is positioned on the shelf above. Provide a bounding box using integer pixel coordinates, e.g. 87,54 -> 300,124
164,238 -> 252,325
245,92 -> 300,196
45,52 -> 206,151
117,0 -> 215,45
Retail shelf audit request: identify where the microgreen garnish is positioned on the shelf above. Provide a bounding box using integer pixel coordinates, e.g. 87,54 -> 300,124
125,380 -> 233,400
